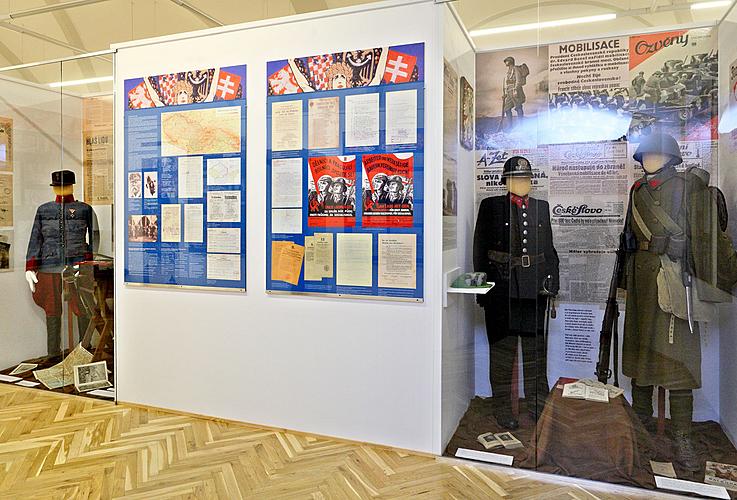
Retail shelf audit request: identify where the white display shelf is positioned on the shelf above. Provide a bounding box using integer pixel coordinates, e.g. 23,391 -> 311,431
447,283 -> 495,294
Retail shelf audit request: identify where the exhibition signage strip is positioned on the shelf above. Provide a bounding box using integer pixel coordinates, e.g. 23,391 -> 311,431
124,65 -> 247,290
266,43 -> 425,301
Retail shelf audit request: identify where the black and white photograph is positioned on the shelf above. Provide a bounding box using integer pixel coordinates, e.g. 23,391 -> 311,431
73,361 -> 112,393
144,171 -> 158,198
476,47 -> 549,150
128,214 -> 158,242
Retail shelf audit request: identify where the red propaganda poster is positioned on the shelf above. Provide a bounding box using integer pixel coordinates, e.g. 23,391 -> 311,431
307,156 -> 356,227
361,153 -> 414,228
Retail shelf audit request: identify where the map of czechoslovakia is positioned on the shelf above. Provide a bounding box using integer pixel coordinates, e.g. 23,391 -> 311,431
161,106 -> 241,156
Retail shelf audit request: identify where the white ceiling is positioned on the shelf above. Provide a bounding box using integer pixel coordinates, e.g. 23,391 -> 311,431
0,0 -> 732,92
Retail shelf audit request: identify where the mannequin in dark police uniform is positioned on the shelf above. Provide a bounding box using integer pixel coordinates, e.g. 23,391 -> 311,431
473,156 -> 559,429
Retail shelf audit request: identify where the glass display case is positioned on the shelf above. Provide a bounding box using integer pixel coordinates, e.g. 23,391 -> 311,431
444,2 -> 737,496
0,54 -> 115,399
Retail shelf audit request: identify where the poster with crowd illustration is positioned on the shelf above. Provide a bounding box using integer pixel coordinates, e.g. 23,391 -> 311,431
266,43 -> 424,300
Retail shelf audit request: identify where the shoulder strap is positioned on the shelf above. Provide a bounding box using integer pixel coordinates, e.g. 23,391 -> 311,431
637,185 -> 684,236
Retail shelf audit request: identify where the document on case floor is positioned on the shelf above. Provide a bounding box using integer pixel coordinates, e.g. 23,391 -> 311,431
0,374 -> 21,383
650,461 -> 676,478
160,204 -> 181,243
336,233 -> 373,287
271,158 -> 303,208
386,89 -> 417,145
183,204 -> 203,243
455,448 -> 513,466
177,156 -> 204,199
207,191 -> 240,223
15,380 -> 40,387
308,97 -> 340,150
655,476 -> 729,499
272,100 -> 303,151
345,93 -> 379,147
9,362 -> 38,375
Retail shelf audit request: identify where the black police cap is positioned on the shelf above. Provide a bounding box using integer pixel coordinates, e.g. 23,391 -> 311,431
50,170 -> 76,186
501,156 -> 533,184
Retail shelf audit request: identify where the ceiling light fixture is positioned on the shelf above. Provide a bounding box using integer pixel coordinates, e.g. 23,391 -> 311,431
470,13 -> 617,37
48,75 -> 113,88
690,1 -> 733,10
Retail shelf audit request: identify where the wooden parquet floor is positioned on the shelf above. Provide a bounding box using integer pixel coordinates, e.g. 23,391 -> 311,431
0,384 -> 681,499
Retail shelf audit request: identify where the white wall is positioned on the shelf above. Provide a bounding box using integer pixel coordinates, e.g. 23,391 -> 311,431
440,5 -> 477,451
718,7 -> 737,444
114,0 -> 444,454
0,77 -> 84,370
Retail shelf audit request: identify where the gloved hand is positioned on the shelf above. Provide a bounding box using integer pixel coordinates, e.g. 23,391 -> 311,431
25,270 -> 38,293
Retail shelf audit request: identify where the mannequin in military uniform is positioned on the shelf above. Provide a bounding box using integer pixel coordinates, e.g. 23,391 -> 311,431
25,170 -> 94,357
620,133 -> 737,470
473,156 -> 559,429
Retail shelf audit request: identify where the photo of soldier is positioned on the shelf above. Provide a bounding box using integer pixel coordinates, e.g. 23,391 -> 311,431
476,47 -> 548,150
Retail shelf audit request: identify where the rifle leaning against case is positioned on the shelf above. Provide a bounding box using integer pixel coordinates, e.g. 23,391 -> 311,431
596,233 -> 626,386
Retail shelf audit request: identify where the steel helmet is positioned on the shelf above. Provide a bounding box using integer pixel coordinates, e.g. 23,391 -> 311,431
632,132 -> 682,167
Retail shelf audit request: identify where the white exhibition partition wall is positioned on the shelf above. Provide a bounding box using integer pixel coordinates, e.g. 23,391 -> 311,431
114,0 -> 446,454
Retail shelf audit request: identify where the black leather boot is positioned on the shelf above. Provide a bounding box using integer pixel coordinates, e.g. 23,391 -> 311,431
46,316 -> 62,357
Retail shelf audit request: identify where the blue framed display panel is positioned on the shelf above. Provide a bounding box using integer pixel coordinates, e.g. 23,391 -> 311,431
266,44 -> 424,301
124,65 -> 247,291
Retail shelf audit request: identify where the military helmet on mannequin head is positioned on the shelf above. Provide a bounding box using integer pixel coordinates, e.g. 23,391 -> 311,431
501,156 -> 533,184
503,56 -> 515,66
632,132 -> 683,167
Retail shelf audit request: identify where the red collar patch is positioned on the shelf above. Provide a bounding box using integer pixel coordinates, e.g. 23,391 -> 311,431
509,193 -> 528,208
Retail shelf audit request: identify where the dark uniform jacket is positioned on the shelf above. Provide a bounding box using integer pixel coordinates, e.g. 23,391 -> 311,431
473,194 -> 560,306
619,166 -> 737,389
26,195 -> 94,273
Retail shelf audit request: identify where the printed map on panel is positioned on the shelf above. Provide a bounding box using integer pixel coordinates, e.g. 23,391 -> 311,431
160,106 -> 241,156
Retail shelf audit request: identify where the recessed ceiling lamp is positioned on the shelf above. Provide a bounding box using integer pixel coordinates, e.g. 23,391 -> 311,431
690,1 -> 733,10
470,13 -> 617,37
48,76 -> 113,88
